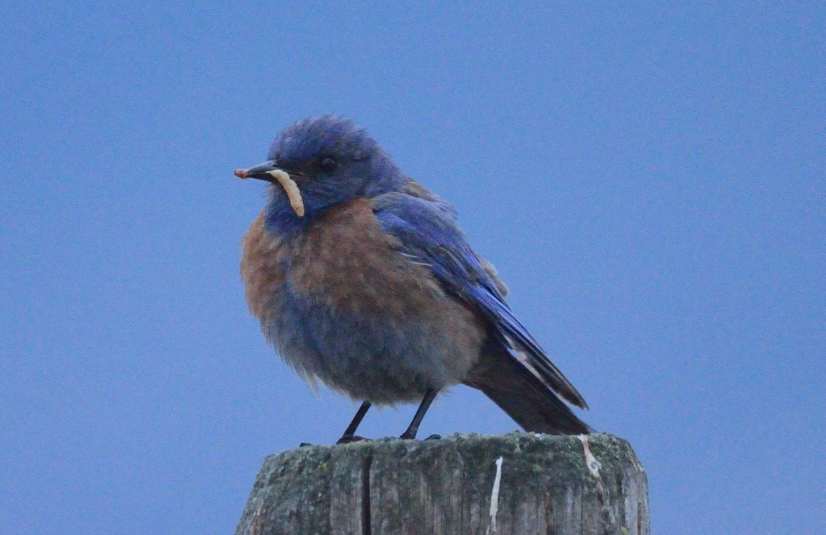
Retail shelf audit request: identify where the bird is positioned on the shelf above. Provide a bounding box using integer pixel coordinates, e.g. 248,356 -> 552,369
236,116 -> 590,443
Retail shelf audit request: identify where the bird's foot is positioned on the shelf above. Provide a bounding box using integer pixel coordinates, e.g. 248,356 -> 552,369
336,434 -> 369,445
399,432 -> 441,441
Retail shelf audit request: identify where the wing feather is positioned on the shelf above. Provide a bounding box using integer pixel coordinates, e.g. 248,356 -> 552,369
372,191 -> 587,409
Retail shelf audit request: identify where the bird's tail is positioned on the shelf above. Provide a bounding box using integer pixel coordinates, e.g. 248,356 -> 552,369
465,350 -> 590,435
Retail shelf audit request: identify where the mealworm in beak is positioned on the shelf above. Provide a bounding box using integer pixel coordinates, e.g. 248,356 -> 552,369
267,169 -> 305,217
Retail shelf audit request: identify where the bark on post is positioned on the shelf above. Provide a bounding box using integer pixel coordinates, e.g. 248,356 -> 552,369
236,433 -> 649,535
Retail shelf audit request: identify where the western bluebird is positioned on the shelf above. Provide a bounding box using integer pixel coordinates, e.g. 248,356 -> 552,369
236,116 -> 589,443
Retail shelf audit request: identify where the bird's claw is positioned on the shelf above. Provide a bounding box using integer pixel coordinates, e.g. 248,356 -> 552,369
336,434 -> 369,445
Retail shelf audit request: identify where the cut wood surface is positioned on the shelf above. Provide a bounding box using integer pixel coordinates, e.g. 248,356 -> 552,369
236,433 -> 649,535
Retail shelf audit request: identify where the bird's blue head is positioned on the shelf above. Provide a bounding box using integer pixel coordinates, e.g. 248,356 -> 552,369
235,116 -> 405,232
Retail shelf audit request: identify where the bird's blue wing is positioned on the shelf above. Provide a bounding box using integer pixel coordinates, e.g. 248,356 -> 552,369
372,192 -> 587,409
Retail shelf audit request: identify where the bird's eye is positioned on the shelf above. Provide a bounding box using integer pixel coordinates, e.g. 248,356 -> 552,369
320,157 -> 337,172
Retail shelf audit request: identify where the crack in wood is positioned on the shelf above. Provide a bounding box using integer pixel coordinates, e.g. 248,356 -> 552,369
361,454 -> 373,535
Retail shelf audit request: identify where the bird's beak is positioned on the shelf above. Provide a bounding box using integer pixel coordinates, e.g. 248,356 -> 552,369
234,160 -> 279,180
234,161 -> 305,217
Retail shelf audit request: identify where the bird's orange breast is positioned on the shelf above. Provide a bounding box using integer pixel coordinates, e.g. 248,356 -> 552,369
287,198 -> 446,315
241,198 -> 446,321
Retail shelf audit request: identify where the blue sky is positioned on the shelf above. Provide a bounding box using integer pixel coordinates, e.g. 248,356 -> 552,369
2,2 -> 823,533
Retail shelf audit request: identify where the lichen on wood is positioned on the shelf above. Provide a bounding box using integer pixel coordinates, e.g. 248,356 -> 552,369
236,433 -> 649,535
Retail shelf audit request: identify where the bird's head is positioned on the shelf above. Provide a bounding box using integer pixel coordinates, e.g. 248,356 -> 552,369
235,116 -> 404,223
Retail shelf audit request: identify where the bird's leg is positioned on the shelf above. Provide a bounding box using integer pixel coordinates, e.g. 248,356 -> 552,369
336,401 -> 372,444
400,389 -> 438,440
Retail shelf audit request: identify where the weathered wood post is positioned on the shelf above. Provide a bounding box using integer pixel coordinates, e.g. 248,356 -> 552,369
236,433 -> 649,535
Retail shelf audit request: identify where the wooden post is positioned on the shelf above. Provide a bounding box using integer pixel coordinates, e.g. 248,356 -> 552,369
236,433 -> 649,535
